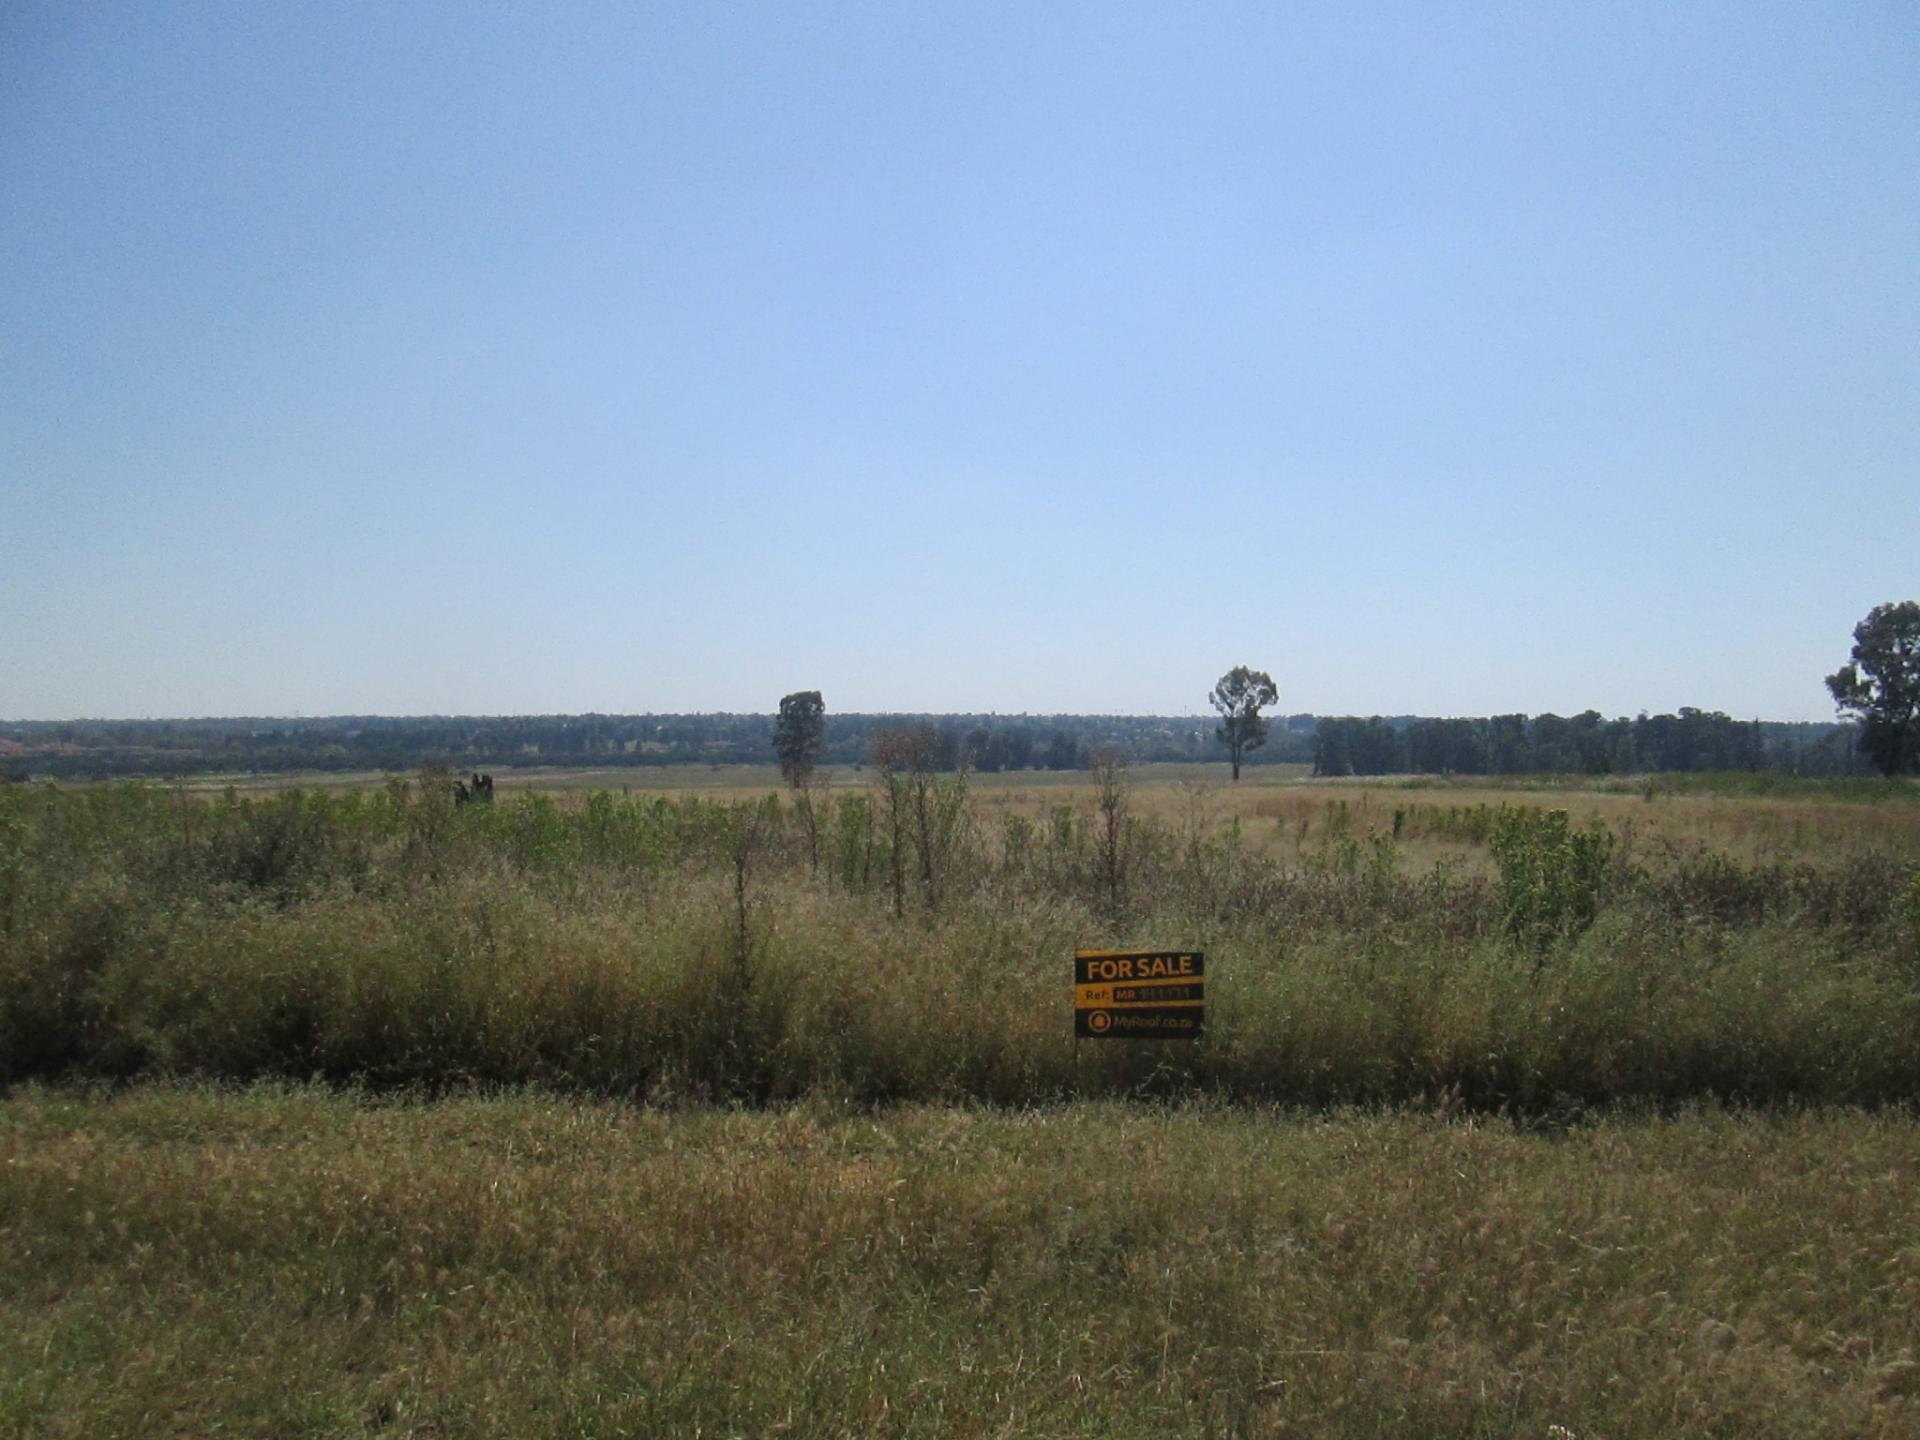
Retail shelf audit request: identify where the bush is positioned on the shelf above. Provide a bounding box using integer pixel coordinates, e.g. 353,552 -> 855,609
1489,807 -> 1614,952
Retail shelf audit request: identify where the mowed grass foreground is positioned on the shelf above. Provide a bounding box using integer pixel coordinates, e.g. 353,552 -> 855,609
4,1087 -> 1918,1439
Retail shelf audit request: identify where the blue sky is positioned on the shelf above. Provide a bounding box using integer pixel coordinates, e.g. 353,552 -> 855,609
3,2 -> 1914,721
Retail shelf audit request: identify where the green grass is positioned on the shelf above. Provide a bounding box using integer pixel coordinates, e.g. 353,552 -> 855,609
3,1085 -> 1917,1439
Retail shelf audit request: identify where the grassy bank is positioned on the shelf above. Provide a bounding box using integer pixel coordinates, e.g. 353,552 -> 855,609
4,1086 -> 1917,1439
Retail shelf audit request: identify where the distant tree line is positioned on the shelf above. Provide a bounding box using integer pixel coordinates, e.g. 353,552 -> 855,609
1311,709 -> 1863,778
0,709 -> 1866,782
0,713 -> 1317,781
4,607 -> 1899,785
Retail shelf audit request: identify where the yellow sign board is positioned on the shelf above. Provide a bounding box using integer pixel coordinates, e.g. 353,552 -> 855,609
1074,949 -> 1205,1039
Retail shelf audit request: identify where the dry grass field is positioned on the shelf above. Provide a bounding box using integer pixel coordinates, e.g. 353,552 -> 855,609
4,766 -> 1918,1436
5,1087 -> 1919,1440
157,760 -> 1919,867
157,760 -> 1311,798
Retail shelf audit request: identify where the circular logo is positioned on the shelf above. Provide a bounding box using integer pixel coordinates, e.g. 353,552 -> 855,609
1088,1010 -> 1112,1034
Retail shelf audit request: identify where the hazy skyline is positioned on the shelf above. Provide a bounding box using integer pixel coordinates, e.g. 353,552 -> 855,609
4,2 -> 1915,723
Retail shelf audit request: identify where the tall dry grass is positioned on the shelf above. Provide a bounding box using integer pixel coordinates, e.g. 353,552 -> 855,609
3,777 -> 1917,1109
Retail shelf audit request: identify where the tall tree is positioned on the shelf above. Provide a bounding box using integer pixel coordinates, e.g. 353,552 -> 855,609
772,691 -> 826,788
1209,666 -> 1278,781
773,691 -> 827,870
1826,602 -> 1920,777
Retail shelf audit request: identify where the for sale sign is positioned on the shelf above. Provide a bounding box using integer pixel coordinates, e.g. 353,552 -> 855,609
1073,950 -> 1205,1039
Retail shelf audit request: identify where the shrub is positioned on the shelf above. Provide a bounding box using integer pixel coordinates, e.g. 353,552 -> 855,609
1489,807 -> 1614,952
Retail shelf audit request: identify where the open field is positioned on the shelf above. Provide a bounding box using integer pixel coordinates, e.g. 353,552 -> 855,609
150,760 -> 1316,797
5,771 -> 1919,1435
5,770 -> 1918,1105
5,1086 -> 1920,1440
121,761 -> 1920,871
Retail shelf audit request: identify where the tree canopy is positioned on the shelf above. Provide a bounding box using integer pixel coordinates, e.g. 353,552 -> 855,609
772,691 -> 826,788
1826,602 -> 1920,777
1210,666 -> 1278,781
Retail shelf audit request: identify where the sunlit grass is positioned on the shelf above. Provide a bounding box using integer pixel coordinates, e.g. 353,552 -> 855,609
3,1086 -> 1916,1439
4,774 -> 1918,1107
5,776 -> 1919,1435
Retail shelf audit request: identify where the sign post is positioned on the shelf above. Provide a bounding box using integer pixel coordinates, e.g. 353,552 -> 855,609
1073,949 -> 1205,1040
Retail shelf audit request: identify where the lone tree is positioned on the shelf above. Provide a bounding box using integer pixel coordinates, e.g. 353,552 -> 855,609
772,690 -> 826,788
1210,665 -> 1278,781
1827,602 -> 1920,777
773,690 -> 827,869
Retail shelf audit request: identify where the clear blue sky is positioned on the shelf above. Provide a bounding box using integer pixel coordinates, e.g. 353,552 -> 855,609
3,2 -> 1914,721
